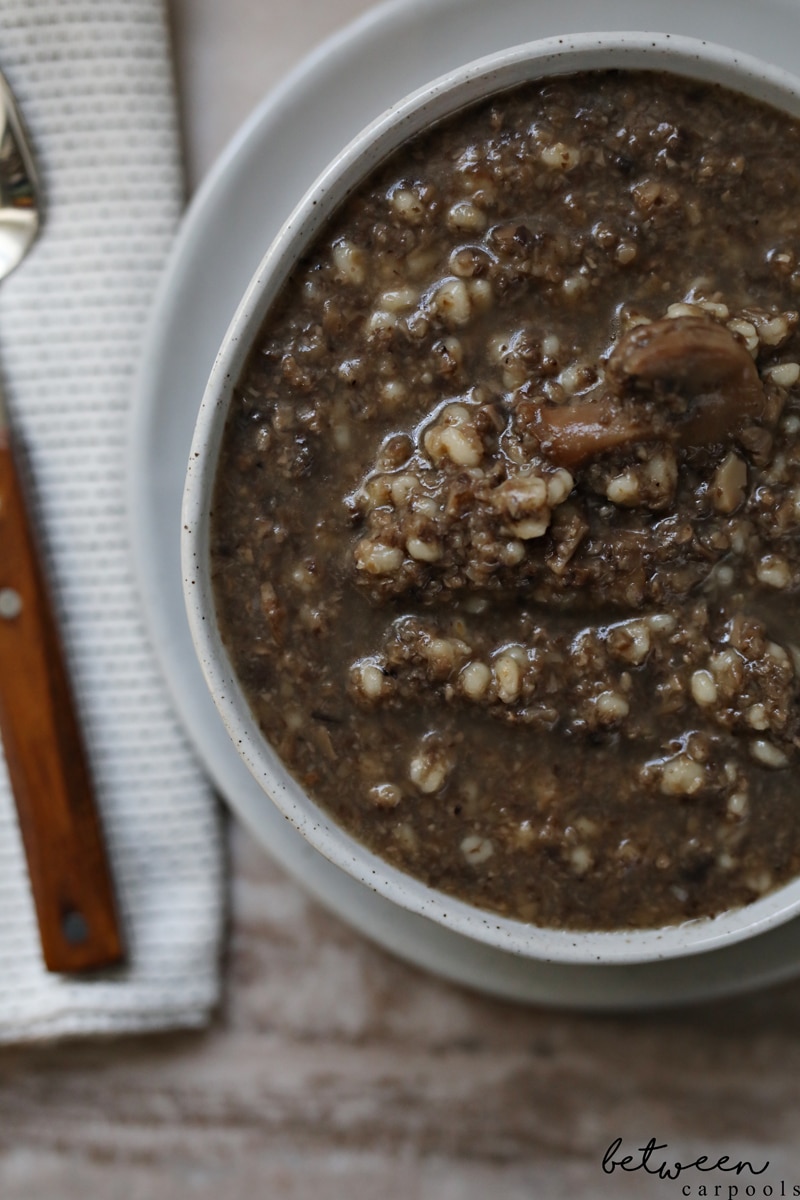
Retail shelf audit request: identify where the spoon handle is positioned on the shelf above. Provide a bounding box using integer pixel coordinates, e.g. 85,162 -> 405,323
0,427 -> 124,972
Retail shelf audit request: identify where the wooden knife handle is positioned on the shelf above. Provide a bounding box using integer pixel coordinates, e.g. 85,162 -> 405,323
0,429 -> 124,972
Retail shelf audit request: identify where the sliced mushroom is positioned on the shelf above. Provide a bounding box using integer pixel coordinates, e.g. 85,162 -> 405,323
608,315 -> 765,443
530,316 -> 765,469
528,395 -> 652,469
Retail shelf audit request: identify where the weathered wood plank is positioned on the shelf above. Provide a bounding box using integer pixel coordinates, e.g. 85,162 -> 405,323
1,826 -> 799,1199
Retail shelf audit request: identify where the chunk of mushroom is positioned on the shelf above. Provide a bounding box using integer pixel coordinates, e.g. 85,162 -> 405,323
531,316 -> 765,469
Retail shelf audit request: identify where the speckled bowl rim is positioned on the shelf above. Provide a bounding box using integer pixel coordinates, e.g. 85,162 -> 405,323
183,30 -> 800,966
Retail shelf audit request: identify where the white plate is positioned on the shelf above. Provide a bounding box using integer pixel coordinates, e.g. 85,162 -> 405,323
129,0 -> 800,1008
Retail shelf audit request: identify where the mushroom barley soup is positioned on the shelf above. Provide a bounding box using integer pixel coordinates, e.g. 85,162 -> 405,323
211,70 -> 800,930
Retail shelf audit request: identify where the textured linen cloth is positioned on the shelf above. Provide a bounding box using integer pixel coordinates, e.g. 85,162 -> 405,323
0,0 -> 224,1042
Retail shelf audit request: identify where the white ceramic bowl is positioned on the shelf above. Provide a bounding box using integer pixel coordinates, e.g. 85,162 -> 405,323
183,30 -> 800,965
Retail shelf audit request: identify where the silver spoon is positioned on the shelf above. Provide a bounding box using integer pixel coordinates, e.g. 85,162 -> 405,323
0,70 -> 124,972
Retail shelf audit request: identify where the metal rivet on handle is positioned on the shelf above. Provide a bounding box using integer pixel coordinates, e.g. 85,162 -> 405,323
62,910 -> 89,946
0,588 -> 22,619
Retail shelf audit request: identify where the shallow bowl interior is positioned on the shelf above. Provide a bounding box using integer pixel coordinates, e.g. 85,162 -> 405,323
183,30 -> 800,966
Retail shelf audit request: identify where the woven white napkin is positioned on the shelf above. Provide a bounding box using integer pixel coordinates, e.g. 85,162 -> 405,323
0,0 -> 224,1042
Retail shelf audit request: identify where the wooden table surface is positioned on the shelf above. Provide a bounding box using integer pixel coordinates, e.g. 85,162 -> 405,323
3,3 -> 800,1197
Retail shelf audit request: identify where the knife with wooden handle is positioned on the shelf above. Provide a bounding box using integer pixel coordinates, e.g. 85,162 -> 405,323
0,422 -> 125,972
